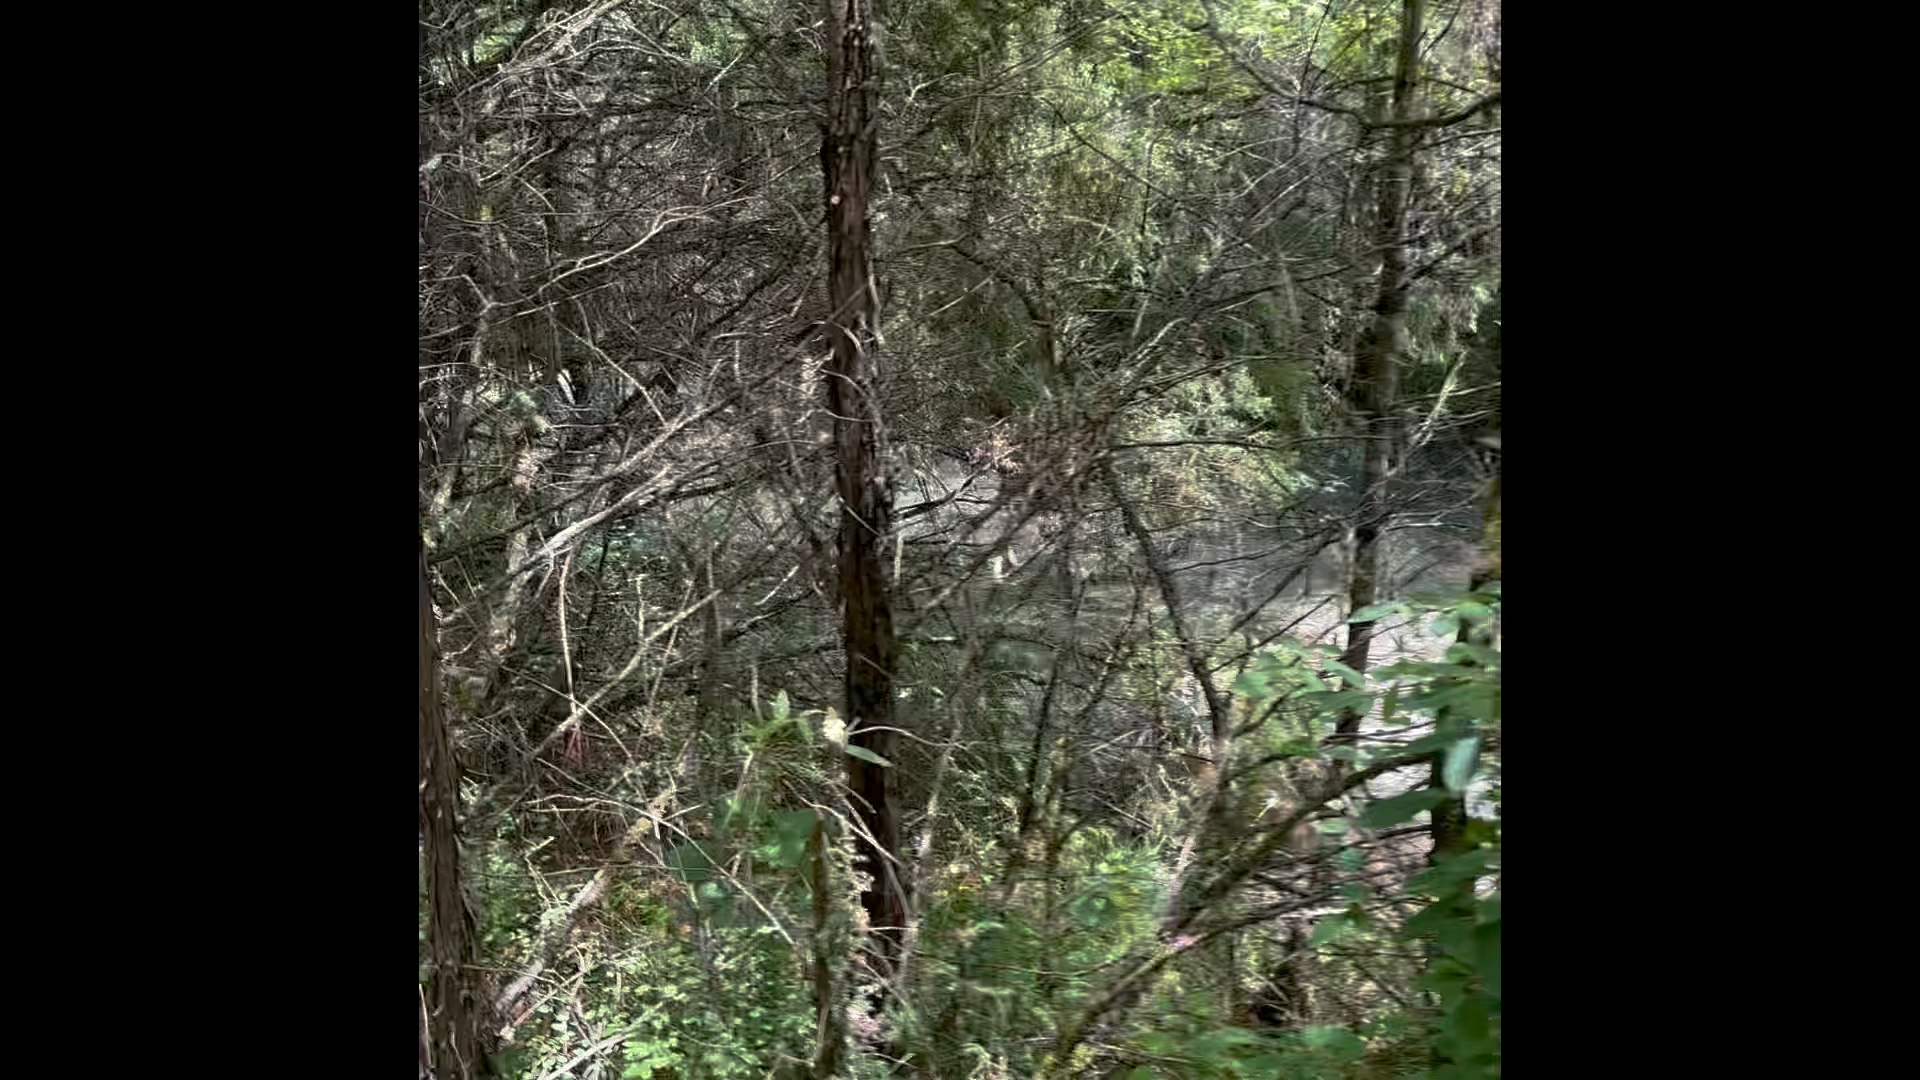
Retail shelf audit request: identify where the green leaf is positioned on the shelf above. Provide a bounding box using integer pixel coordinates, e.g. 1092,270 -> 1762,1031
843,744 -> 894,767
1302,1025 -> 1365,1061
1475,918 -> 1501,999
1360,787 -> 1453,828
1308,912 -> 1353,946
1443,641 -> 1499,668
1429,615 -> 1460,638
1402,730 -> 1461,757
1455,601 -> 1493,622
1476,893 -> 1500,926
1407,901 -> 1477,959
666,841 -> 715,883
1406,848 -> 1495,895
764,809 -> 819,869
1231,668 -> 1268,697
1349,601 -> 1401,623
1442,734 -> 1481,792
1319,659 -> 1366,687
1303,689 -> 1373,714
1411,681 -> 1495,719
769,690 -> 790,723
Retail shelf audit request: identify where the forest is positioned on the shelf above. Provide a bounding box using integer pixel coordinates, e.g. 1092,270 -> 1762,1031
419,1 -> 1500,1077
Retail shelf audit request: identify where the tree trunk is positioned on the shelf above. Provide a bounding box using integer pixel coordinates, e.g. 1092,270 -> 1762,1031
810,812 -> 850,1079
1337,0 -> 1425,734
421,544 -> 485,1079
824,0 -> 905,972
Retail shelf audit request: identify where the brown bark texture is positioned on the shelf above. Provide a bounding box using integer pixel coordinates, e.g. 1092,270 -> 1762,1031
422,545 -> 485,1079
1337,0 -> 1425,729
823,0 -> 906,967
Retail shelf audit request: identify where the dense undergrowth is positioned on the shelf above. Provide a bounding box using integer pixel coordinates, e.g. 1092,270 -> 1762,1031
429,589 -> 1499,1080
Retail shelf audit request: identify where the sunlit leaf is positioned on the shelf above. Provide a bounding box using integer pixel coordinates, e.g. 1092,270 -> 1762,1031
844,744 -> 893,767
1442,734 -> 1481,792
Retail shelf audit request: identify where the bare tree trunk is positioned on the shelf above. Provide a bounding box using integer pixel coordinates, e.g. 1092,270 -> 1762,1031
421,544 -> 485,1079
809,811 -> 850,1078
825,0 -> 905,981
1337,0 -> 1425,735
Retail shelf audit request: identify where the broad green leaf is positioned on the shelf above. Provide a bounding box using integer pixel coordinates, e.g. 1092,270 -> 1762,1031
1442,734 -> 1481,792
1360,786 -> 1453,828
1407,900 -> 1477,959
1372,658 -> 1453,680
666,841 -> 715,883
1407,848 -> 1495,895
1308,912 -> 1353,946
1443,641 -> 1499,668
764,809 -> 818,869
1412,681 -> 1495,718
1429,615 -> 1460,638
1475,919 -> 1501,999
1403,730 -> 1461,757
1320,659 -> 1367,687
1455,601 -> 1493,622
1303,689 -> 1373,714
844,744 -> 894,767
1349,601 -> 1401,623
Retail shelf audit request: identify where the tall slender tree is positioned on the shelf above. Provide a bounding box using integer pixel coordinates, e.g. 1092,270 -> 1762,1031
823,0 -> 905,971
421,543 -> 483,1079
1337,0 -> 1427,718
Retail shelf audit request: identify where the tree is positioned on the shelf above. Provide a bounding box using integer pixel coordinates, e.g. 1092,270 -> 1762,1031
421,543 -> 484,1079
414,3 -> 1500,1076
823,0 -> 903,968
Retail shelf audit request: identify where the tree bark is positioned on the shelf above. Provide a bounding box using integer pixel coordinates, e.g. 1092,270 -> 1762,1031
1337,0 -> 1425,735
422,544 -> 485,1079
824,0 -> 905,971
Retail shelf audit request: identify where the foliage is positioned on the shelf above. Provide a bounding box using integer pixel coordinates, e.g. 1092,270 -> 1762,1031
419,0 -> 1499,1075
